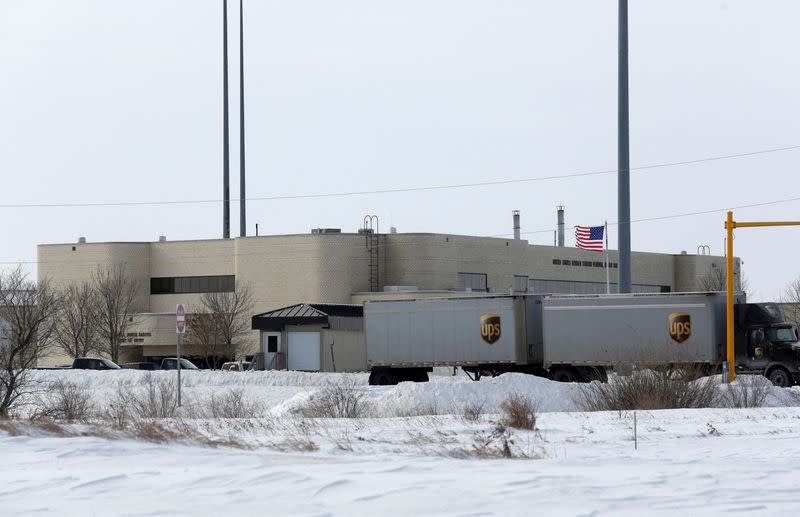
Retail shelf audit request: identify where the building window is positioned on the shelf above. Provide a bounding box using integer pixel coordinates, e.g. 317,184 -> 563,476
582,261 -> 593,267
552,259 -> 562,265
150,275 -> 235,295
513,275 -> 529,292
457,272 -> 488,292
593,262 -> 604,267
571,260 -> 581,266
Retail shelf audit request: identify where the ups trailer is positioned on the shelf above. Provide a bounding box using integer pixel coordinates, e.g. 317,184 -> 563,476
364,293 -> 800,386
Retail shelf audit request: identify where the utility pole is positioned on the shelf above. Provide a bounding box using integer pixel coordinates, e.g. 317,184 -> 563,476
239,0 -> 246,237
617,0 -> 632,293
222,0 -> 231,239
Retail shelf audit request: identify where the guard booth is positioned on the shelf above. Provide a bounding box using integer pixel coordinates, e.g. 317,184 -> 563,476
250,304 -> 366,372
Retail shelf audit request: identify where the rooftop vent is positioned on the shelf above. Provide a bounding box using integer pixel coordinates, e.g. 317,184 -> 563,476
78,237 -> 86,244
311,228 -> 341,235
158,235 -> 167,242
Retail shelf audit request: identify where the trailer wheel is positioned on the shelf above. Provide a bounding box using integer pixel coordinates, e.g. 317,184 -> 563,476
550,368 -> 577,383
369,370 -> 394,386
767,367 -> 793,387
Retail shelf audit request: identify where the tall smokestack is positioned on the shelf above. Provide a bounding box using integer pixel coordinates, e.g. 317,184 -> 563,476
557,206 -> 565,247
222,0 -> 231,239
238,0 -> 246,237
512,210 -> 520,240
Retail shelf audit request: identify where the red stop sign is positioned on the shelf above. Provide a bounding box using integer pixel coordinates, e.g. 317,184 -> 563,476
176,304 -> 186,334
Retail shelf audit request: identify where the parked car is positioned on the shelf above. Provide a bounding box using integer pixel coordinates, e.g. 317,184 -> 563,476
160,358 -> 199,370
72,357 -> 121,370
221,361 -> 252,372
121,362 -> 160,370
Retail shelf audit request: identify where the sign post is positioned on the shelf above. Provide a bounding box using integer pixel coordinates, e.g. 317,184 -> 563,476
176,304 -> 186,406
724,212 -> 800,383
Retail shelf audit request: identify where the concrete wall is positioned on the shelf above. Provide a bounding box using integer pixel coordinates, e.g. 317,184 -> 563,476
38,242 -> 151,311
384,234 -> 529,292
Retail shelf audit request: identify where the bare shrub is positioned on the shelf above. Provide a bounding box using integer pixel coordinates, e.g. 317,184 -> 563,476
209,388 -> 262,418
32,380 -> 94,422
131,420 -> 185,443
500,394 -> 537,430
300,379 -> 370,418
721,375 -> 770,408
462,400 -> 486,423
577,366 -> 718,411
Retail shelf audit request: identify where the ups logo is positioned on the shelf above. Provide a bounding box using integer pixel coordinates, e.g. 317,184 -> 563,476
480,314 -> 501,345
668,312 -> 691,343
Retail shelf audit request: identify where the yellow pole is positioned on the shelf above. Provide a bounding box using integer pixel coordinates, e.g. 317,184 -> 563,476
725,211 -> 735,383
722,215 -> 800,383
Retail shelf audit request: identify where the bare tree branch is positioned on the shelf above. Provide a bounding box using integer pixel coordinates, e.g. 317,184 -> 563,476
185,283 -> 254,369
185,309 -> 224,369
93,264 -> 138,363
698,265 -> 747,292
53,281 -> 99,359
781,276 -> 800,326
0,267 -> 62,417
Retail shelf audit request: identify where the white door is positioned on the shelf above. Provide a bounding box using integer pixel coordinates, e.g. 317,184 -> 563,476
261,332 -> 282,370
287,332 -> 320,371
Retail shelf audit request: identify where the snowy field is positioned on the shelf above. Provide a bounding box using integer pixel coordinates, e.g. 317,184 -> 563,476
2,370 -> 800,516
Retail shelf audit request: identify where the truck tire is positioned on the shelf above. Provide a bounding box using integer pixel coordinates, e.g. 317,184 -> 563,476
767,367 -> 793,388
369,370 -> 395,386
550,367 -> 577,383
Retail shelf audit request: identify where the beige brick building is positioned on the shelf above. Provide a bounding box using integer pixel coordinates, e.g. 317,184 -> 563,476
37,230 -> 739,366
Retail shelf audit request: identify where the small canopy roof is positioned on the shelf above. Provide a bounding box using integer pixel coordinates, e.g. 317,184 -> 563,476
251,303 -> 363,331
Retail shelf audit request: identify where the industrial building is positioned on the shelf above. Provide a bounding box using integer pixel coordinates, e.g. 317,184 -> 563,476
37,213 -> 738,367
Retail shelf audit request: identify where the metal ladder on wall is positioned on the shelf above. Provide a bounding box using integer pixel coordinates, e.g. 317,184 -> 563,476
364,215 -> 379,292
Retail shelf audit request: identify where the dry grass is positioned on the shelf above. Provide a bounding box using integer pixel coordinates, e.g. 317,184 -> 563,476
500,394 -> 537,430
0,419 -> 23,436
300,379 -> 370,418
577,366 -> 719,411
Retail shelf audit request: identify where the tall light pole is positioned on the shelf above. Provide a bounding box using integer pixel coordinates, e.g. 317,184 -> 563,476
239,0 -> 247,237
222,0 -> 231,239
617,0 -> 631,293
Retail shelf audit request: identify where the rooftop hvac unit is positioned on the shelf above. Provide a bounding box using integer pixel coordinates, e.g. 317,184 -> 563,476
311,228 -> 342,235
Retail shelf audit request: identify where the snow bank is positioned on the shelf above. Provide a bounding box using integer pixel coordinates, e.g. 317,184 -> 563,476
365,373 -> 584,417
20,369 -> 800,420
26,369 -> 369,389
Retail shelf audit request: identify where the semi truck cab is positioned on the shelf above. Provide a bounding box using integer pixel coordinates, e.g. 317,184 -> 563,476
735,303 -> 800,387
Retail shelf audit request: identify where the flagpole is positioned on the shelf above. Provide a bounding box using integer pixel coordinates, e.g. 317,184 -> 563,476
605,221 -> 610,294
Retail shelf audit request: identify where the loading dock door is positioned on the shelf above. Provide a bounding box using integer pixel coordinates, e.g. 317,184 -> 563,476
287,332 -> 320,371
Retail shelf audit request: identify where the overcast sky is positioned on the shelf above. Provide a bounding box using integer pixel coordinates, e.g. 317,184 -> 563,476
2,0 -> 799,301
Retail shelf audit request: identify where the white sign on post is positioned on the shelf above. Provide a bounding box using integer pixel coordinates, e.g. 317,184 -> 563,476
175,303 -> 186,407
176,303 -> 186,334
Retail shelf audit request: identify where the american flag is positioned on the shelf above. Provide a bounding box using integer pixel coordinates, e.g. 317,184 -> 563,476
575,225 -> 605,252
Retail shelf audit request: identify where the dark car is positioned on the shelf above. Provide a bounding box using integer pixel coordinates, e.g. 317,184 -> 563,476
121,362 -> 160,370
160,358 -> 199,370
72,357 -> 121,370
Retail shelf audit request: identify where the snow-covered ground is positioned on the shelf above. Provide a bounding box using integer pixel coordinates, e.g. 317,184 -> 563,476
2,370 -> 800,516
